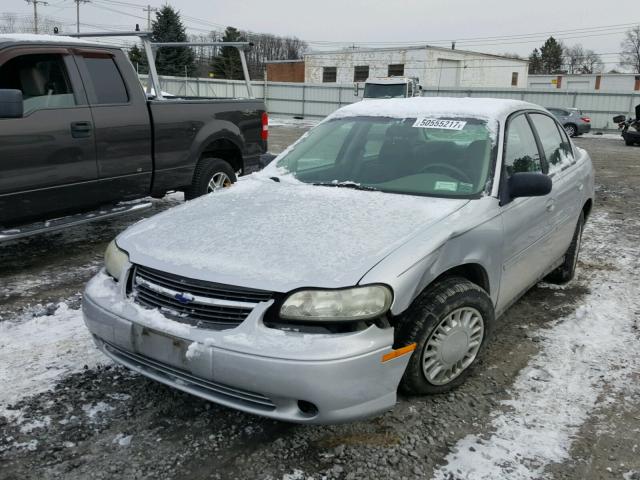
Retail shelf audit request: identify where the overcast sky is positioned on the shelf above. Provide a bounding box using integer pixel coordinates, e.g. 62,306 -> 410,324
4,0 -> 637,67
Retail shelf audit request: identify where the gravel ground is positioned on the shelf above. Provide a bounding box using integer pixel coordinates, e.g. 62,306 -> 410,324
0,127 -> 639,480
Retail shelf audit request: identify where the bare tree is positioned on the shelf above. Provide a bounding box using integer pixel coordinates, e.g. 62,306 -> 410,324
620,25 -> 640,73
580,49 -> 604,74
564,44 -> 585,74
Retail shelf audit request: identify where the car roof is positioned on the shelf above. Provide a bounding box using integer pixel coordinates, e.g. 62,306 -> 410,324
0,33 -> 116,50
329,97 -> 545,123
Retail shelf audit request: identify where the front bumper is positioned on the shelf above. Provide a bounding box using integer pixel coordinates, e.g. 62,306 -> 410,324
82,271 -> 411,424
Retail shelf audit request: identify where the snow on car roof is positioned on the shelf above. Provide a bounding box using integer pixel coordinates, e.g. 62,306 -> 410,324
0,33 -> 109,47
329,97 -> 543,122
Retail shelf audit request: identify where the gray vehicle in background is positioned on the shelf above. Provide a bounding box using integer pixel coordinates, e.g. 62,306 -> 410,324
546,107 -> 591,137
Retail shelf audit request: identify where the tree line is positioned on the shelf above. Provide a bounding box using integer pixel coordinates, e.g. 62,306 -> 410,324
528,26 -> 640,74
127,5 -> 307,80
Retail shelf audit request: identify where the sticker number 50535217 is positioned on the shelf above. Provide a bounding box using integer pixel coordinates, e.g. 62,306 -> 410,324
413,118 -> 467,130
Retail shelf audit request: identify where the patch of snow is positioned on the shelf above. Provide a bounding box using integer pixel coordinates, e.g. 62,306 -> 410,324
82,401 -> 114,420
19,416 -> 51,434
0,302 -> 108,419
580,132 -> 624,140
113,433 -> 133,447
0,33 -> 101,45
434,212 -> 640,480
269,116 -> 321,128
282,469 -> 306,480
63,441 -> 76,448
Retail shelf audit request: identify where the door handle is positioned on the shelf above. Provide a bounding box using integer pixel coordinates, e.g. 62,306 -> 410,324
545,199 -> 556,212
70,121 -> 93,138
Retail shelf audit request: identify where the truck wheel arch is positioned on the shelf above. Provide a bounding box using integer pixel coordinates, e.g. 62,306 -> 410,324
200,138 -> 243,174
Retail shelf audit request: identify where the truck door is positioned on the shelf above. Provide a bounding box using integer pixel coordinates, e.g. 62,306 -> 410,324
0,48 -> 97,226
74,50 -> 152,203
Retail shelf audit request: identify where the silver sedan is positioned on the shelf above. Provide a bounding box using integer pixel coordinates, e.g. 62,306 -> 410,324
83,97 -> 594,424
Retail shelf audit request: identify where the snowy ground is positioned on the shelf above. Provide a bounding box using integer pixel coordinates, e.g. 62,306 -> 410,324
0,131 -> 639,480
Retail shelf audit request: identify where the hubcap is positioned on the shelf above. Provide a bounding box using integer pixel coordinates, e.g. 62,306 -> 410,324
565,125 -> 576,136
422,307 -> 484,385
207,172 -> 232,193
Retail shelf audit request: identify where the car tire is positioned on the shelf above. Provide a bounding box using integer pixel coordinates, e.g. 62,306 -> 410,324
545,211 -> 584,284
397,277 -> 494,395
564,123 -> 577,137
625,139 -> 635,146
184,157 -> 237,200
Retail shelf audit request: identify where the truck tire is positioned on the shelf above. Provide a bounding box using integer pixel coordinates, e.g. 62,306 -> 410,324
396,277 -> 494,395
545,211 -> 584,284
184,157 -> 236,200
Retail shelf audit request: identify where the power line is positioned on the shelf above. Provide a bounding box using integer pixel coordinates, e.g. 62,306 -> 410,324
24,0 -> 48,34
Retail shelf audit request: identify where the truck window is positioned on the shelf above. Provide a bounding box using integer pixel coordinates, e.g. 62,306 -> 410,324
0,54 -> 76,114
83,56 -> 129,104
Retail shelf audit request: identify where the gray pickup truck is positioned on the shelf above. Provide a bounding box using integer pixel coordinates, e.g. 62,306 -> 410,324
0,33 -> 267,240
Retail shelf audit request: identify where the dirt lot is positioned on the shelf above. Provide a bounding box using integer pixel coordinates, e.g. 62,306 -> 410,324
1,126 -> 639,480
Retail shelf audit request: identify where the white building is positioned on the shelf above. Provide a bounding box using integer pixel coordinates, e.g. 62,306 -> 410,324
528,73 -> 640,92
304,45 -> 529,88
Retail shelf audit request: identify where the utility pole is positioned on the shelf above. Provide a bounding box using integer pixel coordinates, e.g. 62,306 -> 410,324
143,4 -> 157,30
74,0 -> 89,34
25,0 -> 49,34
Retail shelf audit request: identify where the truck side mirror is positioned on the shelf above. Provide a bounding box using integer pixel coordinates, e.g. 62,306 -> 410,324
0,89 -> 23,119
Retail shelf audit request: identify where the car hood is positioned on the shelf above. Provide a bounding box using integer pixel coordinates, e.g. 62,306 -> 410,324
117,175 -> 468,292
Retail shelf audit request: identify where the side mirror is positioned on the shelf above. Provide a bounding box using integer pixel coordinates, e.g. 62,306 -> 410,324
0,89 -> 23,118
508,172 -> 552,199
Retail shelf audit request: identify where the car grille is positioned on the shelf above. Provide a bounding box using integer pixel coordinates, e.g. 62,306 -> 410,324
129,264 -> 273,330
102,340 -> 276,411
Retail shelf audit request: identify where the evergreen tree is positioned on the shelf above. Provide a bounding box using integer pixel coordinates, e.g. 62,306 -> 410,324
152,5 -> 196,76
528,48 -> 542,74
127,44 -> 148,74
540,37 -> 564,74
210,27 -> 246,79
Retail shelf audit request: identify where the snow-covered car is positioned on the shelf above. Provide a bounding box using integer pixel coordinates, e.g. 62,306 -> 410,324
83,97 -> 595,424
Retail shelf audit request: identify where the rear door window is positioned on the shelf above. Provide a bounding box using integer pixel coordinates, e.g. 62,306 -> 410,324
503,114 -> 542,175
529,113 -> 573,174
0,53 -> 76,114
82,55 -> 129,104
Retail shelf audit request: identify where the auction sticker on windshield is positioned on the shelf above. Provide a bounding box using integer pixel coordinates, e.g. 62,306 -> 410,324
413,118 -> 467,130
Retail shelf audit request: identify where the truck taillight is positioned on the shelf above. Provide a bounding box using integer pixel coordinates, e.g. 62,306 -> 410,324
261,112 -> 269,141
581,117 -> 591,123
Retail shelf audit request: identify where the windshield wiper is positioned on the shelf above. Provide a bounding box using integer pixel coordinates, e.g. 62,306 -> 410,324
312,182 -> 379,192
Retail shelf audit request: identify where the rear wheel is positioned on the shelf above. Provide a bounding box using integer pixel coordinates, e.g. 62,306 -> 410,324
397,277 -> 494,395
564,123 -> 577,137
545,211 -> 584,284
184,157 -> 236,200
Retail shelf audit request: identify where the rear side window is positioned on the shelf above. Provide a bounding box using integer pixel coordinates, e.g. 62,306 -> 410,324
529,113 -> 573,174
83,56 -> 128,104
0,53 -> 76,114
504,114 -> 542,175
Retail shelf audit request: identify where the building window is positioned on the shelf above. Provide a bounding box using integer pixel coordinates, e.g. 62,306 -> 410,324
322,67 -> 337,83
388,64 -> 404,76
511,72 -> 519,87
354,65 -> 369,82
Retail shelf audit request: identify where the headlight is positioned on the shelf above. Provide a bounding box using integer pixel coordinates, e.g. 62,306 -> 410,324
279,285 -> 392,322
104,240 -> 129,281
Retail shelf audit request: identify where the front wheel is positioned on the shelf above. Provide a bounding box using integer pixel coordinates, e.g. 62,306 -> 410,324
184,157 -> 237,200
397,277 -> 494,395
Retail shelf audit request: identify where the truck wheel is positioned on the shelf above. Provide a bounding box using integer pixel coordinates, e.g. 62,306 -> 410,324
184,157 -> 236,200
564,124 -> 577,137
545,211 -> 584,284
397,277 -> 494,395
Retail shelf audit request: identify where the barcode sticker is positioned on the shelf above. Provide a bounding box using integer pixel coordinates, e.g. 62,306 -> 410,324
413,118 -> 467,130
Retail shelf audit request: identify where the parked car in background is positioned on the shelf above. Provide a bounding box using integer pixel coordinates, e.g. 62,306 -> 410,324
546,107 -> 591,137
361,76 -> 421,99
0,34 -> 267,241
83,97 -> 594,424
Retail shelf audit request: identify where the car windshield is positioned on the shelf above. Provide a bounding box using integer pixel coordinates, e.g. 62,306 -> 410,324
274,116 -> 496,198
363,83 -> 406,98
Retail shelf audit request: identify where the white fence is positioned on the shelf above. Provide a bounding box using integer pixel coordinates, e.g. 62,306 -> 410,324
141,75 -> 640,131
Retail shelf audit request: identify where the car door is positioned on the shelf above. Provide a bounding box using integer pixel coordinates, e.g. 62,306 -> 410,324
497,113 -> 554,313
0,48 -> 98,226
528,112 -> 582,263
74,49 -> 152,203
